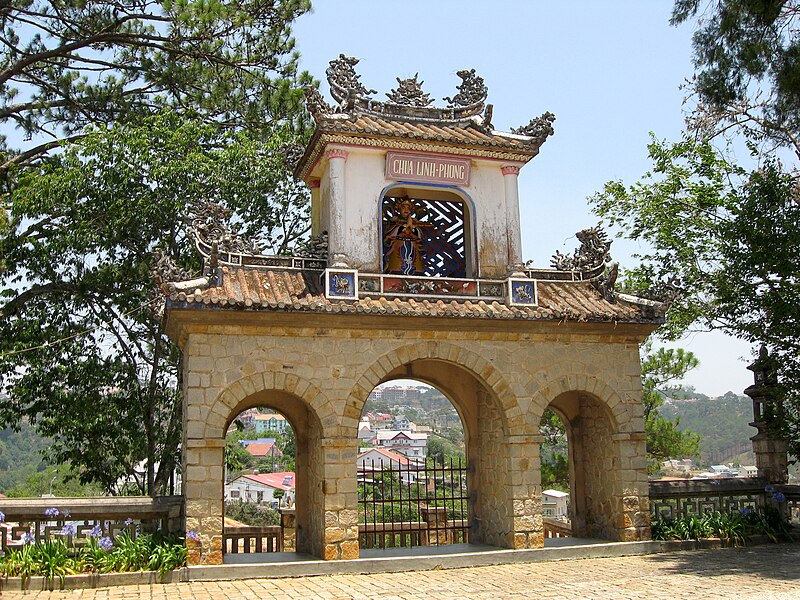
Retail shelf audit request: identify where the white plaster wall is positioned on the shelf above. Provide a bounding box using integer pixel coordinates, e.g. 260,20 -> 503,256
317,146 -> 519,276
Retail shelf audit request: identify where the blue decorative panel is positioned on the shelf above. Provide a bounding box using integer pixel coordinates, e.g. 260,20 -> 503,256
508,279 -> 537,306
326,269 -> 358,299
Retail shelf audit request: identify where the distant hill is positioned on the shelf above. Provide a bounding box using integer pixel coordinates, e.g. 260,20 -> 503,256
0,421 -> 52,493
660,390 -> 756,466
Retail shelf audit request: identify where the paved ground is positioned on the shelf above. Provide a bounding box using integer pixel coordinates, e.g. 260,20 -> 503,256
6,544 -> 800,599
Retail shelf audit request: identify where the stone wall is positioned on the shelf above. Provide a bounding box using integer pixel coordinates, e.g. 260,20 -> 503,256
175,316 -> 652,564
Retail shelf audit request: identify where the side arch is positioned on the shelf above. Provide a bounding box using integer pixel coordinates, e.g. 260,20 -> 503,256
203,372 -> 338,440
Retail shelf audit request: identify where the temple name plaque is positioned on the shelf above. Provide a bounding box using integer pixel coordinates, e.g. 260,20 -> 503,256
385,151 -> 471,186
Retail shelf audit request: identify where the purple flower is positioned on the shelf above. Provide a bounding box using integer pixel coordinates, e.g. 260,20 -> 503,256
0,511 -> 5,523
124,518 -> 134,526
186,529 -> 200,541
764,484 -> 775,493
21,532 -> 35,545
740,507 -> 752,515
773,492 -> 786,503
61,523 -> 76,537
89,524 -> 103,538
44,507 -> 59,518
98,536 -> 113,551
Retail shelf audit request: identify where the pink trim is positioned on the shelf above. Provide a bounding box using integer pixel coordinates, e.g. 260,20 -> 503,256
308,179 -> 321,189
501,166 -> 520,176
327,148 -> 349,161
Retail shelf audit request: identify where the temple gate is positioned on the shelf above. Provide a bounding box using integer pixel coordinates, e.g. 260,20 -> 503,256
162,57 -> 662,565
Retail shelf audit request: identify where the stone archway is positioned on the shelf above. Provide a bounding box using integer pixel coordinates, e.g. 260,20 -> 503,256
535,376 -> 649,542
347,341 -> 540,549
184,372 -> 344,564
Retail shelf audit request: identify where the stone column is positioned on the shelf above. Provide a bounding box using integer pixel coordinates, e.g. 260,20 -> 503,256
327,148 -> 350,267
184,438 -> 226,565
309,178 -> 322,237
321,436 -> 360,560
501,165 -> 524,271
508,434 -> 543,549
420,505 -> 449,546
280,509 -> 297,552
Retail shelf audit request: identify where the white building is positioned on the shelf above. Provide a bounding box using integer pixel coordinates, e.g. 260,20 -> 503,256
357,448 -> 419,484
375,430 -> 428,463
542,489 -> 569,520
225,472 -> 296,508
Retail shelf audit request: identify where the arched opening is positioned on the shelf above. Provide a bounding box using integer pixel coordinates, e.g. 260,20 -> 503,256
357,378 -> 469,553
380,184 -> 477,278
539,408 -> 571,538
219,389 -> 325,561
544,390 -> 620,541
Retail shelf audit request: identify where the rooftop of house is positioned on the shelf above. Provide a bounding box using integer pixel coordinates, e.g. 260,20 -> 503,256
244,442 -> 282,458
358,447 -> 411,465
236,471 -> 295,491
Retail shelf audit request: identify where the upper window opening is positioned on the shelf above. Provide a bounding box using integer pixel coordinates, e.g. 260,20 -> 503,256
381,194 -> 468,278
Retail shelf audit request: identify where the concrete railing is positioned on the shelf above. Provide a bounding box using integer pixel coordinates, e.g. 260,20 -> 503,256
648,478 -> 800,523
0,496 -> 184,552
542,517 -> 572,538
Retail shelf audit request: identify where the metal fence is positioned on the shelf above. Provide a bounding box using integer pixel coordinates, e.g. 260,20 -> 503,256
357,458 -> 469,549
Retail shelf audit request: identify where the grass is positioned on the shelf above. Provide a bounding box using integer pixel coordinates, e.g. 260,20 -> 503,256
651,507 -> 793,545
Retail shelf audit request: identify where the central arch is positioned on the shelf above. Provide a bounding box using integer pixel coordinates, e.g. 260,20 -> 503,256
347,341 -> 531,548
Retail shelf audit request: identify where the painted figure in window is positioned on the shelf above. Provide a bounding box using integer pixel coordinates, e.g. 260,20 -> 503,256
383,197 -> 433,275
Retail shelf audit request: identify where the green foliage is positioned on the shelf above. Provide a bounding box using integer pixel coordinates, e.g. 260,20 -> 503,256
592,135 -> 800,458
0,114 -> 309,494
0,0 -> 313,180
426,435 -> 465,466
640,341 -> 701,469
671,1 -> 800,146
224,500 -> 281,526
540,409 -> 569,490
0,422 -> 51,493
660,390 -> 756,465
7,465 -> 104,498
651,507 -> 791,544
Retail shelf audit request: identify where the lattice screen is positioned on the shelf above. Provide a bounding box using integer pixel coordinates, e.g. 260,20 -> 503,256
382,196 -> 467,278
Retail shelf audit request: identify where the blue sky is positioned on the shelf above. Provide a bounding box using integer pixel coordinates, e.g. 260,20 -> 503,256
293,1 -> 756,396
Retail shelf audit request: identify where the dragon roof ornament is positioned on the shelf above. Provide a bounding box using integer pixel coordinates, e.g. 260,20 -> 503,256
512,111 -> 556,142
317,55 -> 489,123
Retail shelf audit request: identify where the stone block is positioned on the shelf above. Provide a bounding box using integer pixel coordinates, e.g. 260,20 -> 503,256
324,527 -> 344,544
323,544 -> 339,560
340,540 -> 359,560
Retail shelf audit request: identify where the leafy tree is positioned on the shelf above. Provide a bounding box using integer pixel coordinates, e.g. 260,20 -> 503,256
592,135 -> 800,458
0,114 -> 310,494
0,0 -> 313,180
671,0 -> 800,154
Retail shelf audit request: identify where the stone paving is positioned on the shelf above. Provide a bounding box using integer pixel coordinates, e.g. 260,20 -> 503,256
6,544 -> 800,599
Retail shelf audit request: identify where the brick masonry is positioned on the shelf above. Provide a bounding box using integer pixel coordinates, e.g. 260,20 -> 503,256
172,314 -> 654,565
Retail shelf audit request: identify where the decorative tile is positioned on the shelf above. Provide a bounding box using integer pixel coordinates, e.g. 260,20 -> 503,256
508,278 -> 538,306
325,269 -> 358,300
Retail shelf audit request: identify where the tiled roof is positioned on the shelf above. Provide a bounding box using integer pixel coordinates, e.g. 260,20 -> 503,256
240,472 -> 295,491
358,448 -> 411,465
244,442 -> 281,458
163,266 -> 661,324
314,114 -> 539,154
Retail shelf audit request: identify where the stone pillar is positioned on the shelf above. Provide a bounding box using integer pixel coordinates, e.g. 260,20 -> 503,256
420,506 -> 449,546
184,438 -> 225,565
321,436 -> 360,560
501,165 -> 523,270
309,178 -> 321,237
327,148 -> 349,267
280,509 -> 296,552
745,346 -> 789,484
612,432 -> 651,542
508,434 -> 543,549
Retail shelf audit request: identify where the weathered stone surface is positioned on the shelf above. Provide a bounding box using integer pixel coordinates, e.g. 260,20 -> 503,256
178,324 -> 651,562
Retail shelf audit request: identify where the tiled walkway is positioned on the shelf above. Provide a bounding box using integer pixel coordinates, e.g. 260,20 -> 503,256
7,544 -> 800,599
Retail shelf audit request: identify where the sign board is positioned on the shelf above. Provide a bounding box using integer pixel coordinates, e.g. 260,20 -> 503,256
385,151 -> 471,186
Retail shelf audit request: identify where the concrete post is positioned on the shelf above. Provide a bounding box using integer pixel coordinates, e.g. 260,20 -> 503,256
501,165 -> 523,271
280,508 -> 297,552
327,148 -> 349,267
420,505 -> 449,546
